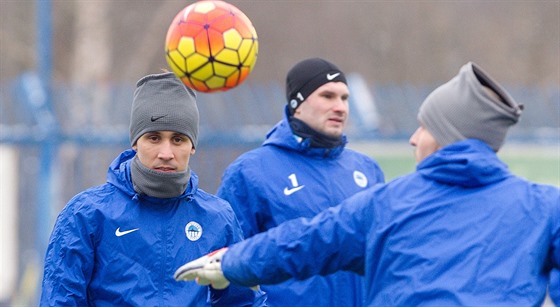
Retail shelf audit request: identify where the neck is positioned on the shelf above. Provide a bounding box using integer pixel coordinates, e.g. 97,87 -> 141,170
289,116 -> 343,149
130,155 -> 191,198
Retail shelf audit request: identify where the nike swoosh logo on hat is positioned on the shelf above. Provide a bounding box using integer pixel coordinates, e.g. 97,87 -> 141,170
115,227 -> 139,237
151,115 -> 167,122
283,185 -> 305,196
326,73 -> 340,80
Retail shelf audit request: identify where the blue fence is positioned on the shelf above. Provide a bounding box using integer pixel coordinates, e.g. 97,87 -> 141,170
2,74 -> 559,197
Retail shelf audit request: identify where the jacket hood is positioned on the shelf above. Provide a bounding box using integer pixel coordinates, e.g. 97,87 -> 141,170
107,149 -> 197,200
417,139 -> 511,187
262,108 -> 348,158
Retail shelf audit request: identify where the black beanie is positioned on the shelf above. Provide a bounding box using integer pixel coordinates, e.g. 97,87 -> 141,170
129,72 -> 199,147
286,58 -> 347,115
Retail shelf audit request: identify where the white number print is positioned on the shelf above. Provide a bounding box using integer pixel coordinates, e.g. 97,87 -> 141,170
283,173 -> 305,196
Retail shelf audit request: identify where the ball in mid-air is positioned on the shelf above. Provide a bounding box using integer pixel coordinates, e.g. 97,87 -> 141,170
165,0 -> 258,93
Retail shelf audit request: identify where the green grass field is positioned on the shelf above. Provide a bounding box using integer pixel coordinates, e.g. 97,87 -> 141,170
350,142 -> 560,186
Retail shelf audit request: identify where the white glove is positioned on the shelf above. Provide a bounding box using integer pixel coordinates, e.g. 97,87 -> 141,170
174,248 -> 230,289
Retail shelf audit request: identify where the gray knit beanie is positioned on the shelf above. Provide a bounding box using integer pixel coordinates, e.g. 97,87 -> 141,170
129,72 -> 199,147
286,58 -> 347,115
418,62 -> 523,152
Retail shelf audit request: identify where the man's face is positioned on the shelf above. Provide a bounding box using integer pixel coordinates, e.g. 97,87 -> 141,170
409,125 -> 440,163
293,82 -> 349,138
133,131 -> 195,172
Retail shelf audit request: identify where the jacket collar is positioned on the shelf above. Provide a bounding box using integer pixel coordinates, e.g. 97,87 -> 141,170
107,149 -> 197,201
262,108 -> 347,159
417,139 -> 511,187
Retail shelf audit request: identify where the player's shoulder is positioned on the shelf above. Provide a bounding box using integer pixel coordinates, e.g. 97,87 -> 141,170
69,183 -> 116,208
56,183 -> 119,221
196,187 -> 227,203
343,147 -> 375,159
530,180 -> 560,205
341,147 -> 382,167
192,190 -> 238,223
226,146 -> 281,171
194,188 -> 235,211
239,145 -> 277,160
506,175 -> 559,197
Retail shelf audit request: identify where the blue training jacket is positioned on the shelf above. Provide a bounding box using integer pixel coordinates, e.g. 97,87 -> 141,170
222,139 -> 560,306
551,269 -> 560,304
217,115 -> 385,306
41,149 -> 261,307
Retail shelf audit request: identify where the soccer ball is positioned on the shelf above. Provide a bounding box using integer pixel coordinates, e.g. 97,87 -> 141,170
165,0 -> 258,93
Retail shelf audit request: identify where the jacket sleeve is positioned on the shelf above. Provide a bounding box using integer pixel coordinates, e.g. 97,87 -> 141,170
40,198 -> 95,306
221,187 -> 375,287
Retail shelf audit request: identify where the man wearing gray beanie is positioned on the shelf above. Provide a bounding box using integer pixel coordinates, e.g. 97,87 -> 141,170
175,62 -> 559,307
130,72 -> 199,148
214,57 -> 385,307
41,72 -> 266,306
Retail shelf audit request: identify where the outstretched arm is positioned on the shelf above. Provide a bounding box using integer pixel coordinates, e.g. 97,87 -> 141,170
176,189 -> 375,288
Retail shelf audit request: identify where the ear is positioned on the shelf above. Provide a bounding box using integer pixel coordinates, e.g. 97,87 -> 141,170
132,144 -> 137,151
191,148 -> 196,155
293,107 -> 303,118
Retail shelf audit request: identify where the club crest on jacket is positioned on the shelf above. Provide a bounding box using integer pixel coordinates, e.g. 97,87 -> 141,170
185,221 -> 202,241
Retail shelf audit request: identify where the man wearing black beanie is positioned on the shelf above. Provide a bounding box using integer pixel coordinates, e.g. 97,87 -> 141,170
41,72 -> 265,306
216,58 -> 385,306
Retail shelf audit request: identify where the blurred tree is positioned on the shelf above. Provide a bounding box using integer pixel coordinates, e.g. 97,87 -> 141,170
1,1 -> 558,86
70,1 -> 111,129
